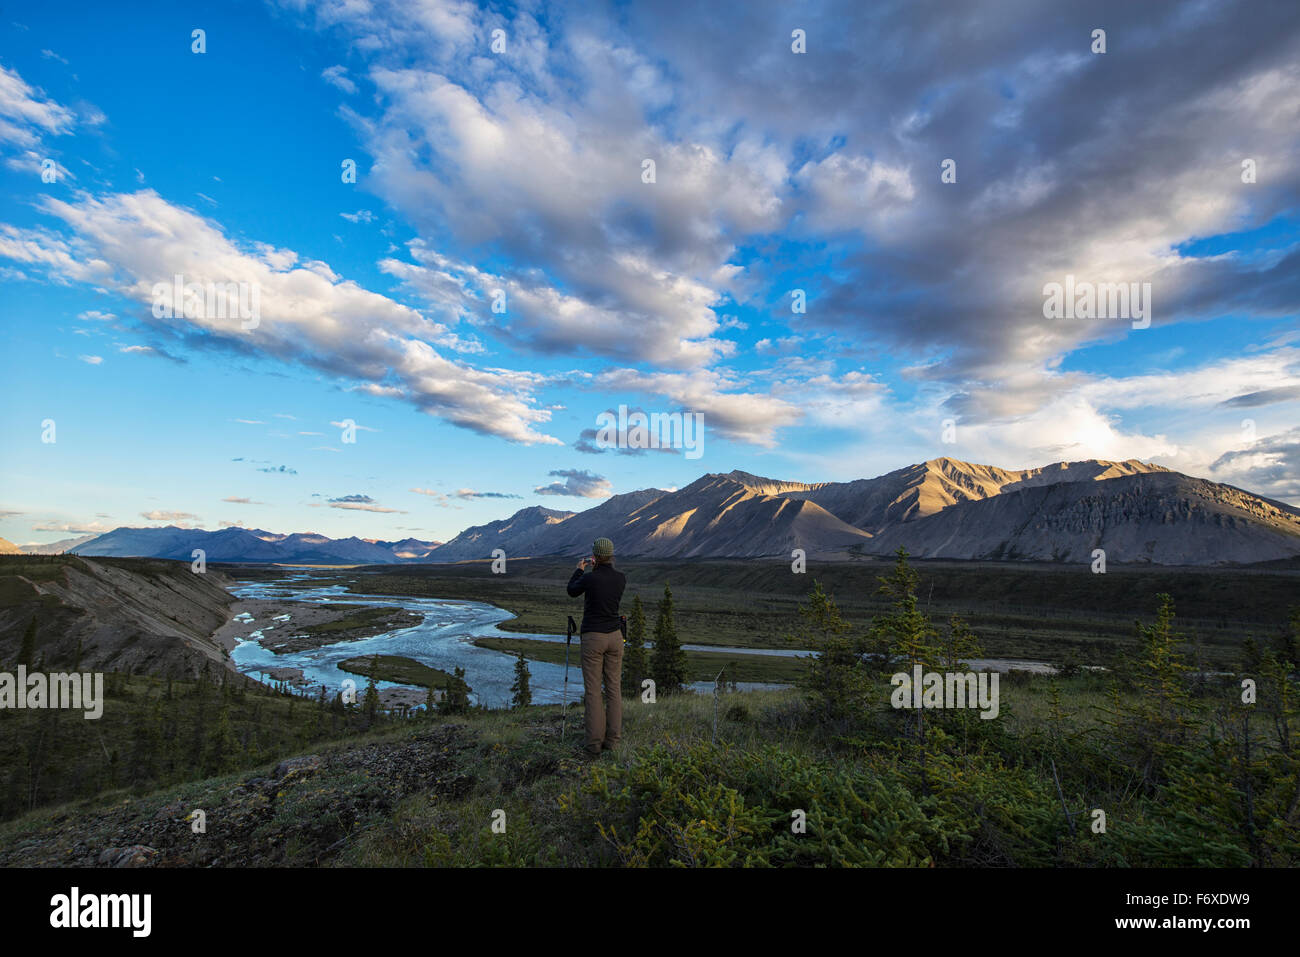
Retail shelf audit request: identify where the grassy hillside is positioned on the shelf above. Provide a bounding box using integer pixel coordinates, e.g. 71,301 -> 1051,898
2,658 -> 1294,867
0,678 -> 1124,866
0,554 -> 235,678
0,670 -> 397,823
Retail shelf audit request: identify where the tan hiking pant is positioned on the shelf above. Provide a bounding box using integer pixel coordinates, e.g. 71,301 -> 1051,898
580,630 -> 623,754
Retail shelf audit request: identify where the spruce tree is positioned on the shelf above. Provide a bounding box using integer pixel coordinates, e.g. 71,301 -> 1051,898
205,701 -> 240,775
1045,678 -> 1069,751
158,700 -> 177,783
313,686 -> 329,739
865,549 -> 944,745
510,653 -> 532,709
1286,608 -> 1300,669
622,594 -> 649,696
791,579 -> 868,725
130,696 -> 164,786
938,615 -> 983,672
1131,593 -> 1193,780
190,671 -> 209,767
869,549 -> 941,673
1101,594 -> 1196,793
650,583 -> 689,694
363,657 -> 380,726
18,616 -> 37,669
1258,646 -> 1296,752
438,667 -> 471,715
455,666 -> 472,712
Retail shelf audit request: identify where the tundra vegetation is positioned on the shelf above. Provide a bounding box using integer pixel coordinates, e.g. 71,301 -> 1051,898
0,552 -> 1295,867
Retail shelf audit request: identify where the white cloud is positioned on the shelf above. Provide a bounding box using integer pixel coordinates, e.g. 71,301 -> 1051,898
594,367 -> 802,447
793,153 -> 915,231
383,242 -> 730,367
141,509 -> 199,522
0,64 -> 77,148
534,468 -> 612,498
0,190 -> 563,445
1212,427 -> 1300,501
321,65 -> 358,94
30,519 -> 112,534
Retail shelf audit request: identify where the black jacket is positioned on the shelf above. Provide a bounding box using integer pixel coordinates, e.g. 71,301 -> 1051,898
567,563 -> 626,634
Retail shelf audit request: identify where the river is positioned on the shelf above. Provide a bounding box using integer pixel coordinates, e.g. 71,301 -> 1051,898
227,574 -> 1056,708
227,575 -> 790,708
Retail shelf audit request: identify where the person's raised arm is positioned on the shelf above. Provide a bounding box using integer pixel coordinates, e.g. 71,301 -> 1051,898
567,556 -> 590,596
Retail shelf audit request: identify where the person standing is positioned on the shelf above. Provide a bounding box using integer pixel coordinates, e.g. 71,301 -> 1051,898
566,537 -> 626,757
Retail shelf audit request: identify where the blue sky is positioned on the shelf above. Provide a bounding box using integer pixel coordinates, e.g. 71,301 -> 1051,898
1,0 -> 1297,546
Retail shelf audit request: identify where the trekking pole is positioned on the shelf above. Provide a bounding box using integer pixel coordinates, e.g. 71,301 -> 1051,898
562,615 -> 577,738
712,669 -> 724,746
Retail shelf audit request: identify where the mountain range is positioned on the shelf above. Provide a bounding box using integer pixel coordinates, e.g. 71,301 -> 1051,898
12,458 -> 1300,566
10,533 -> 99,554
69,526 -> 441,565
